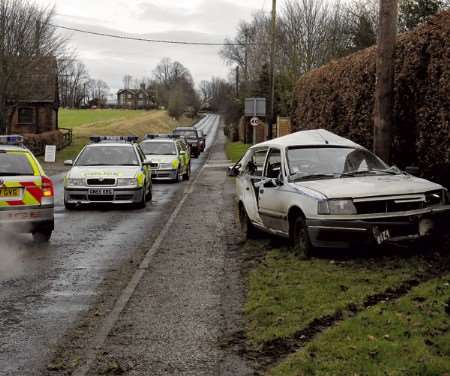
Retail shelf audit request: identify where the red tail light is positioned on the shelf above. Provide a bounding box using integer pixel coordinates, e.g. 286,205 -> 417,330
42,176 -> 54,198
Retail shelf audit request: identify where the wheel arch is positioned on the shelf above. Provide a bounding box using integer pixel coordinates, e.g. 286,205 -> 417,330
288,205 -> 305,226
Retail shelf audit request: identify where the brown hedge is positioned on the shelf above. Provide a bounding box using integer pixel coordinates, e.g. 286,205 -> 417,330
292,11 -> 450,188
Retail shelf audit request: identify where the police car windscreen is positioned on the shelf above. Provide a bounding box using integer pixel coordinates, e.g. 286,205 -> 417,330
141,142 -> 177,156
0,153 -> 34,176
76,146 -> 139,166
173,129 -> 197,138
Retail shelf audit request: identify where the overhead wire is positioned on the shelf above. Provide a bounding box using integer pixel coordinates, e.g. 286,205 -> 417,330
49,23 -> 254,46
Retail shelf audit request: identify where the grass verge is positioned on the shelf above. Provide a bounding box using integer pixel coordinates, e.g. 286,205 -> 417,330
226,141 -> 251,163
269,274 -> 450,376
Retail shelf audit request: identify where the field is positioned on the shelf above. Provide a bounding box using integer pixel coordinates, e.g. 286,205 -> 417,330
225,141 -> 251,163
56,109 -> 192,162
241,240 -> 450,375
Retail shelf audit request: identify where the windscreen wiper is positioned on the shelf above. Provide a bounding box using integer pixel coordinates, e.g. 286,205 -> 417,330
341,169 -> 400,177
290,173 -> 338,182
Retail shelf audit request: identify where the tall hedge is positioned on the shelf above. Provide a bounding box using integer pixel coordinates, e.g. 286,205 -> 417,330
292,11 -> 450,188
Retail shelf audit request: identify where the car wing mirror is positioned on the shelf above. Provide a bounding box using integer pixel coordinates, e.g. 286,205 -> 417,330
64,160 -> 73,166
228,164 -> 241,177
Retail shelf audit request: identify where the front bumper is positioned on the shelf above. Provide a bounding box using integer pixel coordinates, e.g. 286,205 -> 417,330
0,206 -> 54,233
151,169 -> 178,180
64,187 -> 144,204
306,206 -> 450,248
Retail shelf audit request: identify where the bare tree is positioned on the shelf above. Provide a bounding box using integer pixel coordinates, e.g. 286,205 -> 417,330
0,0 -> 65,133
122,74 -> 132,89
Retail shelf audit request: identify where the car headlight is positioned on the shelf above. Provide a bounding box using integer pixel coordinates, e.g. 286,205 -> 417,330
66,178 -> 85,187
318,199 -> 357,215
117,178 -> 137,186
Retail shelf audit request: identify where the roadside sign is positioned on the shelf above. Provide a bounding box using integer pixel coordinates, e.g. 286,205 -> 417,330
250,117 -> 260,127
245,98 -> 266,117
44,145 -> 57,163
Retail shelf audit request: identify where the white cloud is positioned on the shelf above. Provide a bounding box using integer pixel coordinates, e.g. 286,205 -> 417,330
34,0 -> 268,92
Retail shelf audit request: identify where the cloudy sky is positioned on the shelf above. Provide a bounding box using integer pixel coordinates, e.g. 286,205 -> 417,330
35,0 -> 269,93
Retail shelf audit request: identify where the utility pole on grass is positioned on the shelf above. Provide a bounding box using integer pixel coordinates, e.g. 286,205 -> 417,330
268,0 -> 277,140
374,0 -> 399,164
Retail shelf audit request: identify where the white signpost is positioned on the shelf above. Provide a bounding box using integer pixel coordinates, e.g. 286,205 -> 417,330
44,145 -> 57,163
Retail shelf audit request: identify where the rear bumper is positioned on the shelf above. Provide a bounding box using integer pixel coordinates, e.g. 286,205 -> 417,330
0,206 -> 54,233
306,207 -> 450,248
64,187 -> 144,204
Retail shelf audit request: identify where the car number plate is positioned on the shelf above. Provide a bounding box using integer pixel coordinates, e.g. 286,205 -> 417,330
0,187 -> 20,198
88,188 -> 114,195
373,226 -> 391,245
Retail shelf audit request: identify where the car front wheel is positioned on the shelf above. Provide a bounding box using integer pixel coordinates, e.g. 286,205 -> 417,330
290,216 -> 313,258
239,205 -> 258,240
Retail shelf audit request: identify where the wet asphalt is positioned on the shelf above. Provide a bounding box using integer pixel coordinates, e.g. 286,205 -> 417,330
0,114 -> 223,376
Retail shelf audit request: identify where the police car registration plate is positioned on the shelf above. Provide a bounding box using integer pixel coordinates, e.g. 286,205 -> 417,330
88,188 -> 114,195
0,188 -> 20,198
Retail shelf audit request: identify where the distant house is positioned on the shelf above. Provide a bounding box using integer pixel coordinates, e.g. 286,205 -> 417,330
117,84 -> 156,110
7,57 -> 59,134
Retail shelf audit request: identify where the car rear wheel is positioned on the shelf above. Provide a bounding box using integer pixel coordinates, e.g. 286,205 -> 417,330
290,216 -> 313,258
32,229 -> 52,243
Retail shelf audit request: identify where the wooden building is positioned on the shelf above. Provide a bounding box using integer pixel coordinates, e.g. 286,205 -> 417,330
7,57 -> 59,135
117,84 -> 156,109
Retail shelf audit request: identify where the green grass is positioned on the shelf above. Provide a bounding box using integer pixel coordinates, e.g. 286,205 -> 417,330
58,109 -> 147,129
226,141 -> 251,163
51,109 -> 189,162
269,274 -> 450,376
245,249 -> 433,348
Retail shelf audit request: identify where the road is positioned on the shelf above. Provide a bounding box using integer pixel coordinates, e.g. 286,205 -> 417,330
0,114 -> 224,376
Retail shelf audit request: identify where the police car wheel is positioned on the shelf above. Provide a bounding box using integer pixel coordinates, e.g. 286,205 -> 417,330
145,186 -> 152,202
32,230 -> 52,243
136,188 -> 147,209
183,164 -> 191,181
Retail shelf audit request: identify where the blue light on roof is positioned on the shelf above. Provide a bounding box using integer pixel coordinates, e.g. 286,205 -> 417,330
0,135 -> 24,145
90,136 -> 139,143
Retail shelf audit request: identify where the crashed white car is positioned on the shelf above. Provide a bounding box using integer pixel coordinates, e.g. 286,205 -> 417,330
230,130 -> 450,255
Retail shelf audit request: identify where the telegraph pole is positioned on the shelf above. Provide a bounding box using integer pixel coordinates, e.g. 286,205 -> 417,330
374,0 -> 398,163
268,0 -> 276,139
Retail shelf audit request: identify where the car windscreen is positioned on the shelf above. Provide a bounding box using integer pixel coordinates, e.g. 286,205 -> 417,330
141,142 -> 177,156
287,147 -> 389,179
0,152 -> 35,176
173,129 -> 198,139
75,146 -> 139,166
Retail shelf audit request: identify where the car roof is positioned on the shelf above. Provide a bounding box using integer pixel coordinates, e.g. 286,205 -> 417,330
0,145 -> 30,152
141,138 -> 176,143
174,127 -> 196,131
253,129 -> 362,149
86,142 -> 136,148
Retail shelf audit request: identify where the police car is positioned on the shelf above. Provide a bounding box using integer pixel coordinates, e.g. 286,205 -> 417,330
64,136 -> 152,209
0,135 -> 55,242
140,134 -> 191,182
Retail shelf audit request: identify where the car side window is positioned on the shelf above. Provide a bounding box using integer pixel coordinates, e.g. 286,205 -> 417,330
244,149 -> 268,177
136,146 -> 146,164
265,149 -> 282,179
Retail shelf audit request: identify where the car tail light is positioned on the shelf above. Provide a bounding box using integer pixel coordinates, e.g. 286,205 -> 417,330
42,176 -> 54,198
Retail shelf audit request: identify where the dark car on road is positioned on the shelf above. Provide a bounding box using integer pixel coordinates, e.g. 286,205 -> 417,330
197,129 -> 206,152
173,127 -> 202,158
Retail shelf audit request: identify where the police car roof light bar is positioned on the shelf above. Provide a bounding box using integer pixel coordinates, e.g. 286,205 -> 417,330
0,135 -> 24,146
90,136 -> 139,143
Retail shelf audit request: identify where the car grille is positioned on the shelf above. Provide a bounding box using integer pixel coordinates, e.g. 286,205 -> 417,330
87,178 -> 116,186
354,200 -> 424,214
150,163 -> 159,168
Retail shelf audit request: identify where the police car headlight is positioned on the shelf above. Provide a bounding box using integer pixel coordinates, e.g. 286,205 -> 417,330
67,178 -> 85,187
117,178 -> 138,186
318,199 -> 357,215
